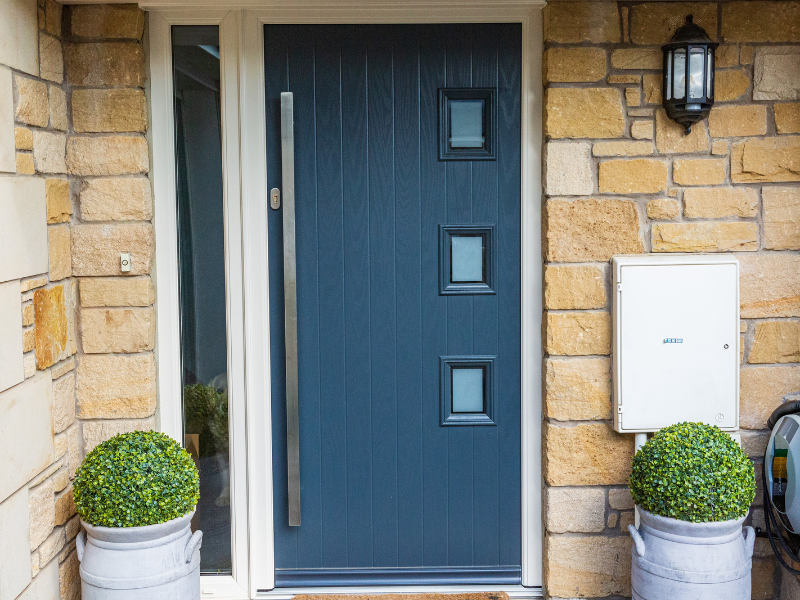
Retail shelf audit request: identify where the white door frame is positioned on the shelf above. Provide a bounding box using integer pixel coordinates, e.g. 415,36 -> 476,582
147,3 -> 544,598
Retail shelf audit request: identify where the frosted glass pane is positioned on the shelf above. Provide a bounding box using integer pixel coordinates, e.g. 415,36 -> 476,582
452,368 -> 484,413
688,49 -> 705,99
673,50 -> 686,100
450,100 -> 485,148
451,235 -> 484,282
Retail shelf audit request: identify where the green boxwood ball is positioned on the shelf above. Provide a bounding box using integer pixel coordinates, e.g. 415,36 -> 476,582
630,422 -> 755,523
73,431 -> 200,527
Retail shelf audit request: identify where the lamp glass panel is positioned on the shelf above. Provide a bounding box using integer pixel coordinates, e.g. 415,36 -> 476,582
452,367 -> 484,413
688,48 -> 705,99
673,49 -> 686,100
707,51 -> 714,99
451,235 -> 484,283
449,99 -> 485,148
666,51 -> 672,100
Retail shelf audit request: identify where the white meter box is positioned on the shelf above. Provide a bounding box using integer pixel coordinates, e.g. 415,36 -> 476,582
612,254 -> 739,433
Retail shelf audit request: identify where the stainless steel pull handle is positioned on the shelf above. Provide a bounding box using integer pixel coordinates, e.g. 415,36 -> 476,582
281,92 -> 301,526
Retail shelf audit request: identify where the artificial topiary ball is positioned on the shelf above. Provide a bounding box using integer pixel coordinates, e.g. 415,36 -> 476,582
74,431 -> 200,527
630,422 -> 755,523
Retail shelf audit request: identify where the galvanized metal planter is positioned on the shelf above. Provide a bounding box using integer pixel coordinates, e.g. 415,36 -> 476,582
76,511 -> 202,600
629,507 -> 754,600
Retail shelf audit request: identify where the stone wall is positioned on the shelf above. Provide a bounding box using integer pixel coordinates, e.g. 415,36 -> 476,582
0,2 -> 153,599
1,0 -> 80,598
542,2 -> 800,599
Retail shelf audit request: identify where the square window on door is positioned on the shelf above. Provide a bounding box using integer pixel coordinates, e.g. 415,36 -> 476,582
439,88 -> 496,160
439,225 -> 495,295
440,356 -> 495,426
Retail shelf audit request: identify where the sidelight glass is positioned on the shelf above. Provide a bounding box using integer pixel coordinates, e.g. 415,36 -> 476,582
449,99 -> 485,149
673,49 -> 686,100
172,25 -> 231,574
688,48 -> 705,99
452,367 -> 485,413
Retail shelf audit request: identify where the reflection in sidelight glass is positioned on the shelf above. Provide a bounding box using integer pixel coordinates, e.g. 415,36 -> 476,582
172,25 -> 231,574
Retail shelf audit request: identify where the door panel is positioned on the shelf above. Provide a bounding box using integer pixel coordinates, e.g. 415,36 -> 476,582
265,24 -> 522,586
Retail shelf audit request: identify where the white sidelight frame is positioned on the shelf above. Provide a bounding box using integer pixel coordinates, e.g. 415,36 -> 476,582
146,2 -> 544,598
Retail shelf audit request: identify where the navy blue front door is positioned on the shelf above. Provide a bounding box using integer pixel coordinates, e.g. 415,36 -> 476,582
266,24 -> 522,586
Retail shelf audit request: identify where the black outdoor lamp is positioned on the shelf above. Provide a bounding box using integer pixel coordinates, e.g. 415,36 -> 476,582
662,15 -> 718,134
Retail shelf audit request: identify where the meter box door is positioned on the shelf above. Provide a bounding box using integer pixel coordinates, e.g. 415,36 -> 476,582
612,254 -> 739,434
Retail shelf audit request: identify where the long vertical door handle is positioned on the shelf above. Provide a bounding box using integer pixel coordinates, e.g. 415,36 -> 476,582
281,92 -> 301,526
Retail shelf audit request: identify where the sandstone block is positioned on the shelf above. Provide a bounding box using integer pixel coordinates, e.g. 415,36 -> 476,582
47,88 -> 67,135
59,548 -> 79,600
740,366 -> 800,428
715,69 -> 750,102
763,186 -> 800,249
16,153 -> 34,174
592,141 -> 653,156
29,479 -> 54,550
709,105 -> 768,138
716,45 -> 739,68
76,353 -> 156,419
546,535 -> 631,598
625,87 -> 641,107
66,135 -> 148,176
754,46 -> 800,100
46,179 -> 71,224
72,89 -> 147,133
722,2 -> 800,42
34,283 -> 77,369
545,198 -> 643,262
741,45 -> 756,65
32,130 -> 66,174
83,417 -> 155,452
22,277 -> 48,292
39,34 -> 63,83
545,88 -> 625,139
0,374 -> 54,504
742,430 -> 770,458
732,136 -> 800,183
652,222 -> 758,252
54,485 -> 75,526
65,42 -> 146,87
712,140 -> 728,155
545,357 -> 611,420
544,265 -> 606,310
546,312 -> 611,356
79,177 -> 152,221
66,426 -> 79,478
630,3 -> 717,45
546,487 -> 606,533
15,127 -> 33,151
543,47 -> 605,84
608,74 -> 639,84
70,5 -> 146,40
775,103 -> 800,134
43,0 -> 62,37
72,223 -> 154,276
683,187 -> 759,218
646,198 -> 679,220
543,2 -> 620,43
52,372 -> 75,433
609,488 -> 634,510
739,253 -> 800,317
79,277 -> 154,307
630,120 -> 652,140
80,307 -> 155,354
22,302 -> 33,327
51,357 -> 75,380
599,159 -> 667,194
655,108 -> 710,154
751,558 -> 774,599
611,48 -> 662,71
544,142 -> 593,196
749,321 -> 800,364
643,73 -> 662,105
39,528 -> 65,565
673,158 -> 726,186
545,422 -> 633,486
23,327 -> 34,353
48,225 -> 71,282
13,75 -> 48,127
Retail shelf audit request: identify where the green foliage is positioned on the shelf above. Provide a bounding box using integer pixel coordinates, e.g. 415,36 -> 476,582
73,431 -> 199,527
630,422 -> 755,523
184,383 -> 229,457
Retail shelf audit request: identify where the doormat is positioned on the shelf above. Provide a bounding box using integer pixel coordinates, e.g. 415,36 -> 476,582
296,594 -> 510,600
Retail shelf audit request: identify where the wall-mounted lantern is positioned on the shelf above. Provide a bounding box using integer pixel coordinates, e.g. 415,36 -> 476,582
662,15 -> 718,134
